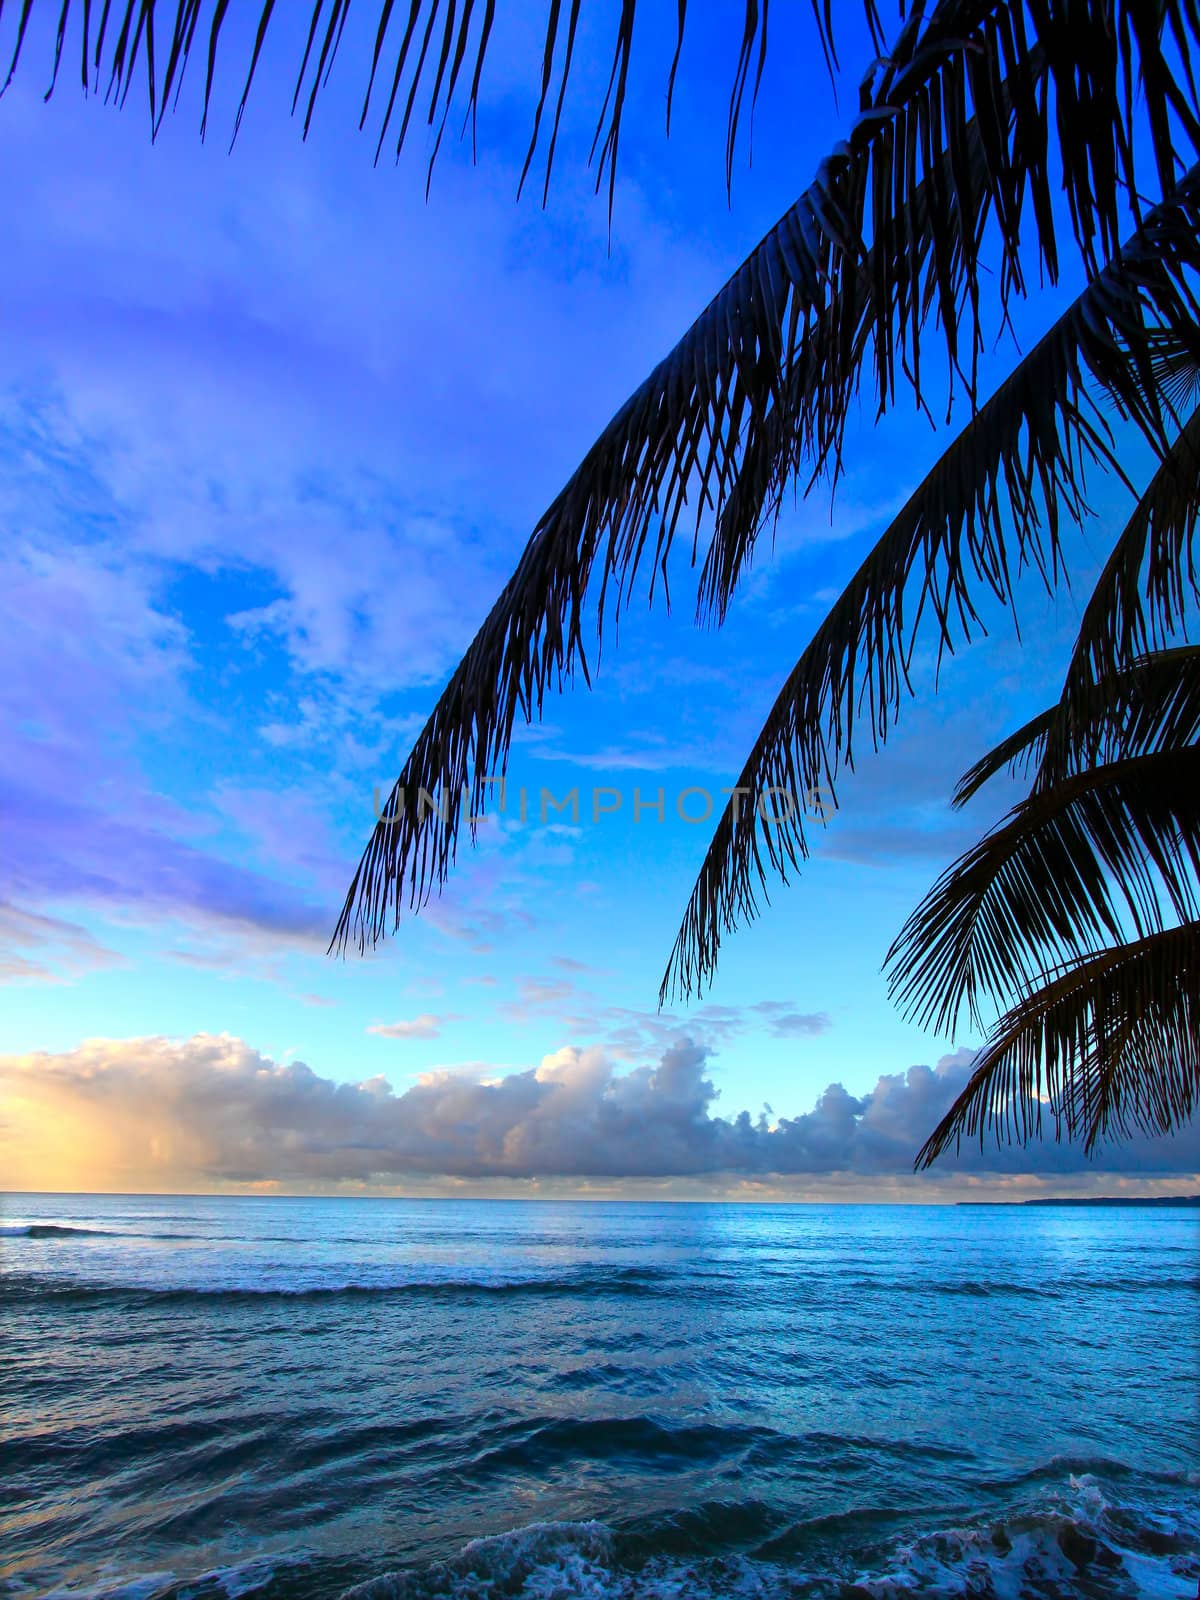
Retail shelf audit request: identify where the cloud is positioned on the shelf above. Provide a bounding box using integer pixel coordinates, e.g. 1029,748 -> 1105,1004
0,902 -> 123,985
3,1033 -> 1197,1192
0,473 -> 344,962
1,775 -> 334,949
748,1001 -> 832,1038
0,31 -> 739,981
490,972 -> 833,1053
499,978 -> 581,1023
767,1011 -> 832,1038
367,1014 -> 458,1040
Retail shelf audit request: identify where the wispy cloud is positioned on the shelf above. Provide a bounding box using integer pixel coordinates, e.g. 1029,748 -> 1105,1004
367,1014 -> 460,1041
0,902 -> 123,985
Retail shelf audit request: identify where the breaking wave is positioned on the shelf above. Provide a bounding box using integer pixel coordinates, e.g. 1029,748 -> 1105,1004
343,1477 -> 1200,1600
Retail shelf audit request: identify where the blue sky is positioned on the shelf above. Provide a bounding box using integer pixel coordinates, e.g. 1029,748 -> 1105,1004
1,2 -> 1196,1197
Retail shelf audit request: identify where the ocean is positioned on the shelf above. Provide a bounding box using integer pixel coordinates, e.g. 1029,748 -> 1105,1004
2,1194 -> 1198,1599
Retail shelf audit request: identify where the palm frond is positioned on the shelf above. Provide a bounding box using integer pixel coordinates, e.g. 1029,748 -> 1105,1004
953,640 -> 1200,805
915,920 -> 1200,1165
696,47 -> 1014,619
1046,404 -> 1200,770
1,0 -> 874,204
12,2 -> 1199,230
660,171 -> 1200,1004
334,7 -> 1200,957
887,746 -> 1200,1035
1136,329 -> 1200,418
951,705 -> 1060,806
952,406 -> 1200,806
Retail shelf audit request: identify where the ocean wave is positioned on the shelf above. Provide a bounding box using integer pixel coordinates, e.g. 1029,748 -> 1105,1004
12,1552 -> 323,1600
0,1223 -> 207,1241
11,1474 -> 1198,1600
459,1414 -> 783,1479
848,1276 -> 1057,1300
846,1274 -> 1200,1298
0,1265 -> 670,1304
844,1474 -> 1200,1599
341,1478 -> 1200,1599
1,1223 -> 114,1238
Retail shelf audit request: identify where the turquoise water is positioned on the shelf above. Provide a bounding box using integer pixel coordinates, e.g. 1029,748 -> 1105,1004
3,1195 -> 1198,1598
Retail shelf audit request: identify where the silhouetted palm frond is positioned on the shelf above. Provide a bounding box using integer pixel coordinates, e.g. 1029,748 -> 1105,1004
916,921 -> 1200,1164
953,642 -> 1200,804
887,746 -> 1200,1034
0,1 -> 886,204
660,175 -> 1200,1003
696,56 -> 1018,618
909,638 -> 1200,1164
10,2 -> 1198,223
951,706 -> 1061,805
1046,403 -> 1200,761
333,8 -> 1200,958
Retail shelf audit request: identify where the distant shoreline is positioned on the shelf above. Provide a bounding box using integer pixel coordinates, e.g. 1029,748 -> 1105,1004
958,1195 -> 1200,1207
